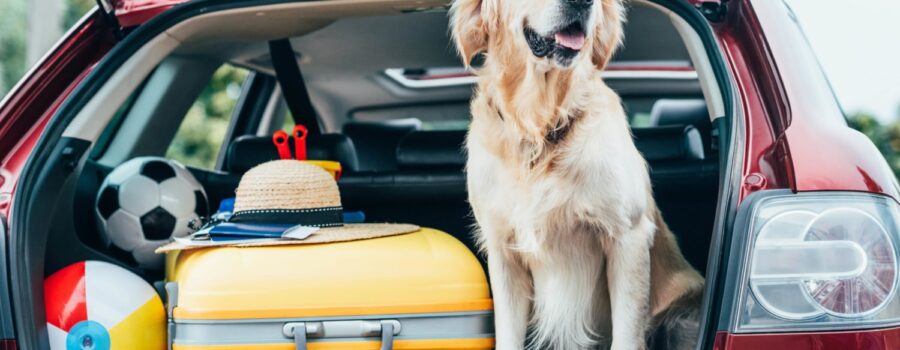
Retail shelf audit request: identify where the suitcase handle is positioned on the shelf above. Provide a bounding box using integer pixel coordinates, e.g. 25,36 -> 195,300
284,320 -> 400,350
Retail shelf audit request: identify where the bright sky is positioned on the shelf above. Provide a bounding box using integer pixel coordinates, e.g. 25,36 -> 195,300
785,0 -> 900,122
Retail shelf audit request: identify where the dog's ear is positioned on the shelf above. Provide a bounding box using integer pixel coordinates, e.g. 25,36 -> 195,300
450,0 -> 494,67
591,0 -> 626,70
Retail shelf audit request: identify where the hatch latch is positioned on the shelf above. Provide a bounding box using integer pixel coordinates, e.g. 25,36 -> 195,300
696,0 -> 729,23
95,0 -> 124,38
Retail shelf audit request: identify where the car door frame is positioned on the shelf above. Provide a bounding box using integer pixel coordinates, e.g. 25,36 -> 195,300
0,9 -> 119,348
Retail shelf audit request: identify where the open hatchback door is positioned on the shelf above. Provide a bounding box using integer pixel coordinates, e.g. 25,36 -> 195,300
96,0 -> 190,29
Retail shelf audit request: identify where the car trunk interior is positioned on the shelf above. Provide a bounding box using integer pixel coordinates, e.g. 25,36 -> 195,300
12,0 -> 732,347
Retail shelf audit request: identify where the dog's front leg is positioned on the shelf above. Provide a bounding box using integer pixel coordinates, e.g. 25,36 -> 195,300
606,217 -> 654,350
486,245 -> 532,350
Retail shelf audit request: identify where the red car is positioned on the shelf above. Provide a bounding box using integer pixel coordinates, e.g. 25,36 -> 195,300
1,0 -> 898,349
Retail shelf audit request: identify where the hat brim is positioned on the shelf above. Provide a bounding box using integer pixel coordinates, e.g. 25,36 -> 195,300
156,223 -> 420,253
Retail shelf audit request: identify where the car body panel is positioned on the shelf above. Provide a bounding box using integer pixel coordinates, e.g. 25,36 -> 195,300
712,0 -> 795,201
111,0 -> 188,28
723,0 -> 900,202
739,0 -> 900,200
714,327 -> 900,350
0,17 -> 113,340
749,0 -> 899,199
0,11 -> 117,219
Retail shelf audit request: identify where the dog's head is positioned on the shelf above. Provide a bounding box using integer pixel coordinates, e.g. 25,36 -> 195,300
450,0 -> 625,70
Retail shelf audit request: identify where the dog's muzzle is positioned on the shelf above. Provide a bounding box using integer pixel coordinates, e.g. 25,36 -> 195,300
522,6 -> 591,66
525,27 -> 555,58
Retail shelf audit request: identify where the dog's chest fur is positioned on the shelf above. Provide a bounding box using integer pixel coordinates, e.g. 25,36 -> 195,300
465,83 -> 652,258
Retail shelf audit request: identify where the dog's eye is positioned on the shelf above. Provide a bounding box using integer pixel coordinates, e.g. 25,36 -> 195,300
469,52 -> 487,69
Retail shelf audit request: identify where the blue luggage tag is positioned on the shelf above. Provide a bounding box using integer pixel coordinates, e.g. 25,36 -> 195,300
205,223 -> 319,242
217,197 -> 236,214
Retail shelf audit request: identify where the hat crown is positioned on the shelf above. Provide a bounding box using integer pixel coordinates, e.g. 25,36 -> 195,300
233,160 -> 340,213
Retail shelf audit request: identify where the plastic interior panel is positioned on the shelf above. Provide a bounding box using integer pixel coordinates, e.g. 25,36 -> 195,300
0,217 -> 14,339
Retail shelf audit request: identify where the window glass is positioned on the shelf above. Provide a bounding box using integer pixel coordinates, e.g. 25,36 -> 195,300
350,104 -> 471,131
166,64 -> 249,169
282,110 -> 296,132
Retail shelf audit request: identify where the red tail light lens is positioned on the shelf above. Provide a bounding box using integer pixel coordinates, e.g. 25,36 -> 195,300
734,193 -> 900,332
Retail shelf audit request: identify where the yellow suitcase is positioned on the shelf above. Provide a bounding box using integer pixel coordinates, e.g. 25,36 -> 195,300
164,228 -> 494,350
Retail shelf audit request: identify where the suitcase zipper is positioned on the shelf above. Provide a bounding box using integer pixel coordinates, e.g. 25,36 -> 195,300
283,319 -> 401,350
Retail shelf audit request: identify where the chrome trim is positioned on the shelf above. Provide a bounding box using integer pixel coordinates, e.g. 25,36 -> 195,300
384,68 -> 699,89
384,68 -> 478,89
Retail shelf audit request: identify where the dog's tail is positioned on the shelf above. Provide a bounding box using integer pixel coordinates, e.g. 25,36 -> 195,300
648,288 -> 703,350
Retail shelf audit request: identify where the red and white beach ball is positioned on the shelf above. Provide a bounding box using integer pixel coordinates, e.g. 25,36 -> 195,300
44,261 -> 166,350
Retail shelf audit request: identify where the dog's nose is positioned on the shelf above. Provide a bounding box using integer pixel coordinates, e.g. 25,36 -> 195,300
566,0 -> 593,9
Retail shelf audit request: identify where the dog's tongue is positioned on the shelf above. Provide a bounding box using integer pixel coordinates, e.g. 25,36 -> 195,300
555,31 -> 586,51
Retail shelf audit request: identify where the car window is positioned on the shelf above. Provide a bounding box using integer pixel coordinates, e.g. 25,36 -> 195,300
350,103 -> 471,131
166,64 -> 249,169
282,110 -> 296,132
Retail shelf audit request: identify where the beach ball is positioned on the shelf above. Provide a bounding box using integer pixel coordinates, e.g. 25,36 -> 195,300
44,261 -> 166,350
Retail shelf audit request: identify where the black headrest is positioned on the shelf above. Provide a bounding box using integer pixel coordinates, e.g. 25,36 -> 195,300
343,120 -> 422,171
394,127 -> 700,169
396,130 -> 466,170
649,99 -> 709,128
633,125 -> 705,162
225,134 -> 359,174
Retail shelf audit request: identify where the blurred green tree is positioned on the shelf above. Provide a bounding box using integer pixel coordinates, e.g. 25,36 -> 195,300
0,0 -> 26,97
0,0 -> 94,97
848,110 -> 900,178
63,0 -> 96,29
0,0 -> 251,170
166,65 -> 249,169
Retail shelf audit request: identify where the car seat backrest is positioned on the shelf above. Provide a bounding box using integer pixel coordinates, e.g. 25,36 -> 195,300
225,134 -> 359,174
391,126 -> 705,170
633,125 -> 705,162
343,119 -> 421,172
649,99 -> 713,154
396,130 -> 467,170
649,99 -> 709,127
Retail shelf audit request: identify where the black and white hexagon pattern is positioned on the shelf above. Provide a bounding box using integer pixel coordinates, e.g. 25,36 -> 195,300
95,157 -> 208,269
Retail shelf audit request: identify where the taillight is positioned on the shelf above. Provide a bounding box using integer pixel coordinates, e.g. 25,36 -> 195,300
732,192 -> 900,332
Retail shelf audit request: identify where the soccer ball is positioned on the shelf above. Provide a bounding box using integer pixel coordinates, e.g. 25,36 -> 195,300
95,157 -> 208,269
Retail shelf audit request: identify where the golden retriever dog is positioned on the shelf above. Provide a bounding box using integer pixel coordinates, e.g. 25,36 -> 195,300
450,0 -> 705,349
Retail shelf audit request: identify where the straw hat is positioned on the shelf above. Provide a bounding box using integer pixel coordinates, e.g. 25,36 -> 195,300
158,160 -> 418,251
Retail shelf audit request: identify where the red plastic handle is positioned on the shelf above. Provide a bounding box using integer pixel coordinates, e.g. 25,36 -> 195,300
292,125 -> 308,161
272,130 -> 292,160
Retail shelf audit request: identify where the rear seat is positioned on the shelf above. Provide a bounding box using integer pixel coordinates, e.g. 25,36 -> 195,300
223,106 -> 717,272
344,126 -> 713,259
396,130 -> 466,170
339,130 -> 471,251
650,99 -> 713,155
647,99 -> 717,274
343,119 -> 421,172
225,134 -> 360,173
395,126 -> 706,167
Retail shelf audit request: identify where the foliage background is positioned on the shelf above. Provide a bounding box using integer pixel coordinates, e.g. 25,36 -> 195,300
0,0 -> 247,169
0,1 -> 898,176
164,65 -> 248,169
0,0 -> 28,97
